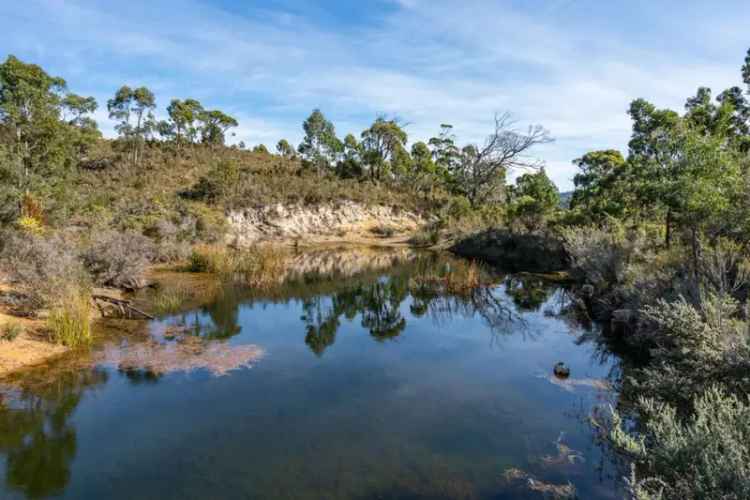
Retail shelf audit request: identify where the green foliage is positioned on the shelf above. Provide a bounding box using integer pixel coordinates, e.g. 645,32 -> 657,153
570,149 -> 630,220
298,109 -> 341,173
360,116 -> 408,181
198,109 -> 237,146
252,144 -> 269,154
0,55 -> 83,186
607,387 -> 750,500
275,139 -> 295,158
107,85 -> 156,164
166,98 -> 203,144
507,169 -> 559,231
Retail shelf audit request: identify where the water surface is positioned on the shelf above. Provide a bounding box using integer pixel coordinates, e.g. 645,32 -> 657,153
0,250 -> 622,499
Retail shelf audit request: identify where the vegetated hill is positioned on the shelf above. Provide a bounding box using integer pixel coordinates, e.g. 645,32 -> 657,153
31,139 -> 434,243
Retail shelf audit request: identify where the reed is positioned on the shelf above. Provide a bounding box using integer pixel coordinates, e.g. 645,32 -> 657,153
48,290 -> 92,347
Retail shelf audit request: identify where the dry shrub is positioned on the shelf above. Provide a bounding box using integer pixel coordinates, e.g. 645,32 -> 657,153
0,231 -> 89,308
82,231 -> 155,288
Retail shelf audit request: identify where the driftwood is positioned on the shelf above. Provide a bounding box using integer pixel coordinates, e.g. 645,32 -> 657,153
92,295 -> 154,320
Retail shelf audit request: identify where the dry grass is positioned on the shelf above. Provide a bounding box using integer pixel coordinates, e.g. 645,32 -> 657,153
47,290 -> 92,347
186,244 -> 288,289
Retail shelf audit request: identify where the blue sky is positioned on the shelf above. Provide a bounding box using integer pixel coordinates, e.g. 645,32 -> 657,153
2,0 -> 748,190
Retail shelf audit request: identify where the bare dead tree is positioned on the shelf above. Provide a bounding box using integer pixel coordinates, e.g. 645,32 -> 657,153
453,112 -> 553,207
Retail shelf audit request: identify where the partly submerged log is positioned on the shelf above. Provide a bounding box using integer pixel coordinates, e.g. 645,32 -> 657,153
92,295 -> 154,320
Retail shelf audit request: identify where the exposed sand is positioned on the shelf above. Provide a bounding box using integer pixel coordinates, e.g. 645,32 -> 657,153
0,312 -> 67,377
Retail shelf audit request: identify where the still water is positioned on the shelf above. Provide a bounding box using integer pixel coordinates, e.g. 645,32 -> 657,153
0,249 -> 622,499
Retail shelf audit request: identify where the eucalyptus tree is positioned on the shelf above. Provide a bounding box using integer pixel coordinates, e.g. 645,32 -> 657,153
167,98 -> 204,146
275,138 -> 295,158
428,124 -> 460,171
360,117 -> 408,181
0,55 -> 69,181
61,93 -> 100,154
298,109 -> 341,175
107,85 -> 156,164
198,109 -> 238,146
336,133 -> 363,178
451,113 -> 552,207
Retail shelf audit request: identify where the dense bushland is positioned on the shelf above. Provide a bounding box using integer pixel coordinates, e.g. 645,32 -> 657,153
560,48 -> 750,499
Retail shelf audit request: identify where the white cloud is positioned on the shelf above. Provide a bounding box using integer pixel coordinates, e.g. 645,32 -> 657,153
2,0 -> 747,190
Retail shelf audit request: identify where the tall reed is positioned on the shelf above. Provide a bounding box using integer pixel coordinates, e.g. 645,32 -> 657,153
48,289 -> 92,347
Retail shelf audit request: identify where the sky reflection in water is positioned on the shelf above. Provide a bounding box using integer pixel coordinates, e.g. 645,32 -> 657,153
0,250 -> 622,499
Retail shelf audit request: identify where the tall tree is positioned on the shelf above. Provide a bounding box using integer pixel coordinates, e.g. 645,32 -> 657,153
451,113 -> 552,207
360,117 -> 408,181
107,85 -> 156,164
166,98 -> 203,146
508,169 -> 560,231
0,55 -> 69,181
276,139 -> 295,158
428,124 -> 460,171
570,149 -> 630,220
298,109 -> 341,175
61,93 -> 100,155
336,133 -> 363,178
198,109 -> 238,146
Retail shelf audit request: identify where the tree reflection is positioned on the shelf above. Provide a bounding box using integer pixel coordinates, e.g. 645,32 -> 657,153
504,275 -> 556,312
300,260 -> 530,355
0,367 -> 108,498
361,280 -> 408,341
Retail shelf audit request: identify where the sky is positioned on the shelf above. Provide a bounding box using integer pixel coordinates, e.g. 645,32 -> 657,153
1,0 -> 749,190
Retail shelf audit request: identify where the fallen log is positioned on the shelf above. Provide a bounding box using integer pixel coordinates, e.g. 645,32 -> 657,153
92,294 -> 155,320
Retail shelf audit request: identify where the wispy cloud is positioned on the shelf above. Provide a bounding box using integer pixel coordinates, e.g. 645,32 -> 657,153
1,0 -> 747,189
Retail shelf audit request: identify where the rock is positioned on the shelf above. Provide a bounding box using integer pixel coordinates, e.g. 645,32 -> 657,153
553,362 -> 570,379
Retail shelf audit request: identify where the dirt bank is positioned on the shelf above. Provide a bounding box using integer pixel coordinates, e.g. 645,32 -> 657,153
226,202 -> 426,246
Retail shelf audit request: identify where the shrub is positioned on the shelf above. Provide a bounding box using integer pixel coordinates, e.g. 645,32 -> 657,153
1,321 -> 24,341
630,293 -> 750,407
48,289 -> 92,347
606,387 -> 750,500
0,231 -> 90,308
82,231 -> 155,288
